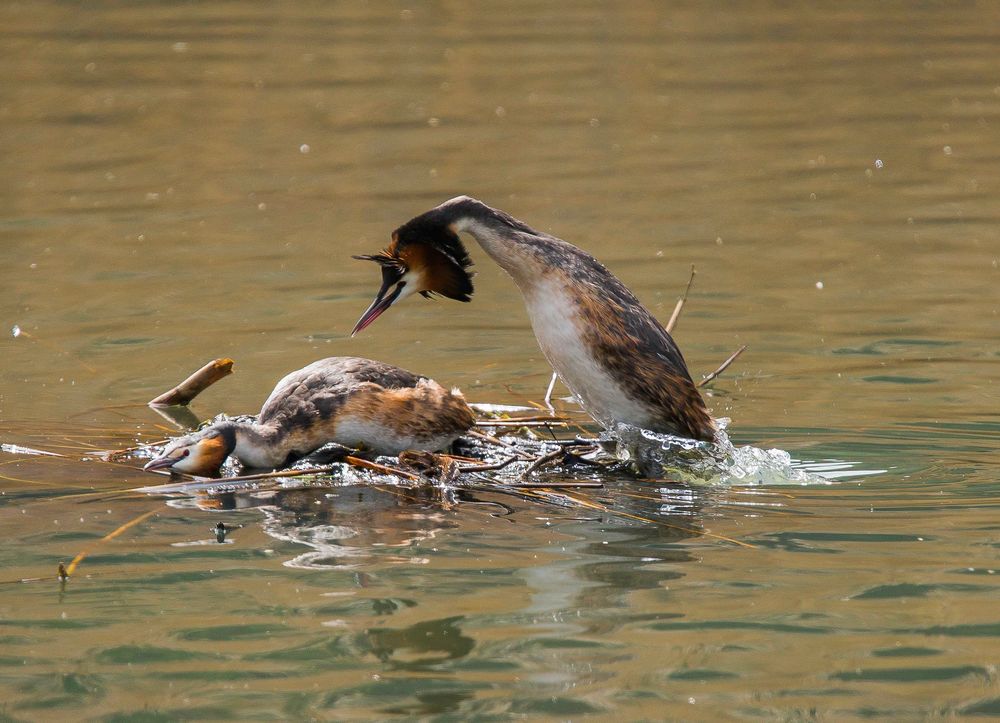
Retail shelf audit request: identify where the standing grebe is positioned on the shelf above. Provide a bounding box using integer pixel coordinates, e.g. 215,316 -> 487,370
143,356 -> 474,477
352,196 -> 715,442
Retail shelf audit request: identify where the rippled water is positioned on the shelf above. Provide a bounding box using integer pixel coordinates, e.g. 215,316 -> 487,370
2,1 -> 1000,719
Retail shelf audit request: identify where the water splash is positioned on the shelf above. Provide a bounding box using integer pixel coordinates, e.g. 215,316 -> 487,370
613,419 -> 831,486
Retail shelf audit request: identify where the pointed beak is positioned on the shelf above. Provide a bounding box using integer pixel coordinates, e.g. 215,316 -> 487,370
352,281 -> 403,336
143,454 -> 178,472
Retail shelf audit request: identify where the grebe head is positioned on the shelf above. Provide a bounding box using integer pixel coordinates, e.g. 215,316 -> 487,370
352,217 -> 474,335
143,424 -> 236,478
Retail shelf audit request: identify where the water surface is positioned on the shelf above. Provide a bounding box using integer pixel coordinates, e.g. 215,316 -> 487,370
2,1 -> 999,719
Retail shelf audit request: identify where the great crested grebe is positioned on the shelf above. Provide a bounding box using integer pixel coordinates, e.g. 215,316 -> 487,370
143,356 -> 474,477
352,196 -> 715,442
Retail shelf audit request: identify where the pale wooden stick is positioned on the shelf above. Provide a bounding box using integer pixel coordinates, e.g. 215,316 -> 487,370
543,372 -> 558,410
149,358 -> 235,407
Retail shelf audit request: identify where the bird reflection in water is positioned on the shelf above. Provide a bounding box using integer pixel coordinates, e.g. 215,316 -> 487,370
205,484 -> 462,569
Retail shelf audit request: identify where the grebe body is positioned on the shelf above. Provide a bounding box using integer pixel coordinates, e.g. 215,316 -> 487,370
144,357 -> 474,477
352,196 -> 715,442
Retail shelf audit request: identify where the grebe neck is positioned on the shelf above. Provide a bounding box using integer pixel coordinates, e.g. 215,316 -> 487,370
443,196 -> 553,287
219,420 -> 285,469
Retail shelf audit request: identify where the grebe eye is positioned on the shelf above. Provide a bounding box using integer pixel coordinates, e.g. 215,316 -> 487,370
181,449 -> 190,458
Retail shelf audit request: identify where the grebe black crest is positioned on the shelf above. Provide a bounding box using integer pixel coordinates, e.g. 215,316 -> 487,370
143,356 -> 474,477
352,196 -> 716,442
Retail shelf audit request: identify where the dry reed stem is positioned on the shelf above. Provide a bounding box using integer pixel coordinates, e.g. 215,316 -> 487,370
665,264 -> 696,334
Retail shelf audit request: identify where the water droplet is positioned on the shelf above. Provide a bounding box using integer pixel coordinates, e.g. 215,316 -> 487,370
815,281 -> 824,290
874,158 -> 884,169
299,144 -> 311,154
11,325 -> 21,338
172,42 -> 188,53
427,117 -> 440,127
589,118 -> 600,127
943,145 -> 952,155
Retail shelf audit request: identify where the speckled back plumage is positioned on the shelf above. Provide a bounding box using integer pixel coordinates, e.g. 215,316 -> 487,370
259,357 -> 423,428
256,357 -> 474,460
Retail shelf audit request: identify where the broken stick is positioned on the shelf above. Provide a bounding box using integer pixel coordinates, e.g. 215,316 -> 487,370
148,358 -> 235,407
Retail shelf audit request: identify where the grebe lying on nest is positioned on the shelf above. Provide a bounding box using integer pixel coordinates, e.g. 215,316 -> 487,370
144,356 -> 474,477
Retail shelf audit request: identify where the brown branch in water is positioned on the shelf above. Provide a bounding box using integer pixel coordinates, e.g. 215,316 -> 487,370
665,264 -> 696,334
148,358 -> 235,407
523,447 -> 565,476
698,344 -> 748,388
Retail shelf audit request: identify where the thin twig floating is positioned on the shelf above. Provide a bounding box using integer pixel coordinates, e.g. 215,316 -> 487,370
64,509 -> 158,578
698,344 -> 748,388
148,358 -> 235,407
665,264 -> 696,334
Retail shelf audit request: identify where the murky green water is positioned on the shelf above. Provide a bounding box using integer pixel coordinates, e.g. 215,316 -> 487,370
2,1 -> 999,719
